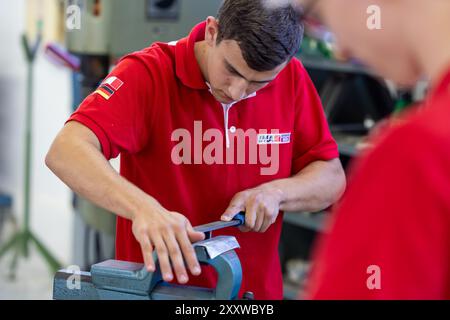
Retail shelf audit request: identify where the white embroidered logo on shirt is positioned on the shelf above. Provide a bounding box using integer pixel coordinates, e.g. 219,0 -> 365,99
257,133 -> 291,145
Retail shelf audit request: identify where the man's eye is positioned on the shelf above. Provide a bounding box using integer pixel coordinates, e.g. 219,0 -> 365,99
225,65 -> 238,76
228,69 -> 238,76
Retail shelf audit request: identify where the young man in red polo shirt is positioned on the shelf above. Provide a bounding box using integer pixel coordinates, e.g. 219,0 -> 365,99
285,0 -> 450,299
46,0 -> 346,299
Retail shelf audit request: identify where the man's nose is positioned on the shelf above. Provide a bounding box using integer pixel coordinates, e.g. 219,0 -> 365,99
228,78 -> 248,101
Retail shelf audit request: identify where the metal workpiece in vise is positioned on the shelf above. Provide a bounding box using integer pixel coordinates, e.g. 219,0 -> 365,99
53,212 -> 254,300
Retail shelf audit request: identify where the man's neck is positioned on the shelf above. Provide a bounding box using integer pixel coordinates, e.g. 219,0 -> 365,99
422,43 -> 450,87
415,27 -> 450,87
194,40 -> 210,83
406,3 -> 450,86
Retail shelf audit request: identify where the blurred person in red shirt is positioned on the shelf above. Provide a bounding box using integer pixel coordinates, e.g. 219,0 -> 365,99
285,0 -> 450,299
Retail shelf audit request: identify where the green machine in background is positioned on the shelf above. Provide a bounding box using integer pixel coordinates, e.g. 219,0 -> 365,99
65,0 -> 223,270
67,0 -> 223,57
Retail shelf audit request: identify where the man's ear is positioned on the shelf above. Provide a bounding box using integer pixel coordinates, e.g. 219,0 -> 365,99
205,16 -> 219,47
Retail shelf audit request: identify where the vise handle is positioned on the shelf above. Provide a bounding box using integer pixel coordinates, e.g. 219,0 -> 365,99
194,211 -> 245,239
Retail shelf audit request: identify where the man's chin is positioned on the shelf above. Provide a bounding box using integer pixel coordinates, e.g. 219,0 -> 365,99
218,98 -> 235,104
212,91 -> 234,104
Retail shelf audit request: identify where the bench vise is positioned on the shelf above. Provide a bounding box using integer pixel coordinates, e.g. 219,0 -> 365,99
53,212 -> 251,300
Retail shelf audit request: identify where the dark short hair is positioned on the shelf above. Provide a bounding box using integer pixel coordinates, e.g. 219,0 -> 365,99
216,0 -> 304,72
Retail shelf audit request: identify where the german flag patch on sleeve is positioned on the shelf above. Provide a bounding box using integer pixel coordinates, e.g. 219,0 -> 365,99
94,76 -> 124,100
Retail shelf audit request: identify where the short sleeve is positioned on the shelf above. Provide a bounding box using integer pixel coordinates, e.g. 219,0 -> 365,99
291,61 -> 339,174
305,122 -> 450,299
67,55 -> 157,159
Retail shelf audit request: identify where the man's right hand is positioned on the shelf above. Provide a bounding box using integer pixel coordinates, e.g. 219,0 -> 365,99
131,203 -> 205,284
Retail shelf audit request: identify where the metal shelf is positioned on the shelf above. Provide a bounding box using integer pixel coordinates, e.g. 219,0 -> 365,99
300,55 -> 375,76
338,142 -> 359,157
334,132 -> 366,157
283,211 -> 328,232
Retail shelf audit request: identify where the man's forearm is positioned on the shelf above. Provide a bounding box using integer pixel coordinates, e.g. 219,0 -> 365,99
261,158 -> 346,212
45,123 -> 159,221
47,122 -> 206,282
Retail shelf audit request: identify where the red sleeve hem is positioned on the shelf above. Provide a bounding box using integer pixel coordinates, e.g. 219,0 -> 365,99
65,112 -> 113,159
291,143 -> 339,174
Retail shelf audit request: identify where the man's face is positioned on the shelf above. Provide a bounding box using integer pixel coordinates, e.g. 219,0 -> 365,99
204,18 -> 287,104
296,0 -> 421,86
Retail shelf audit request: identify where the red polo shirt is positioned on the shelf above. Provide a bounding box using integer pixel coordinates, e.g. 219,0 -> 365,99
68,22 -> 338,299
306,66 -> 450,299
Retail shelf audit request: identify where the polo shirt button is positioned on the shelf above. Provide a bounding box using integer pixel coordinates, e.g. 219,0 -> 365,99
229,126 -> 236,133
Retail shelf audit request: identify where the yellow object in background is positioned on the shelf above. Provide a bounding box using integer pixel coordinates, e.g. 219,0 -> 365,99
25,0 -> 65,44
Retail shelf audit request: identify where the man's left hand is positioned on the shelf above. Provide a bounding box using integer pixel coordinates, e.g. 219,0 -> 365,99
221,186 -> 284,233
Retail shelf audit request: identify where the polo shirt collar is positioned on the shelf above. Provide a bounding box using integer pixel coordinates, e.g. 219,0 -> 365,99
175,22 -> 209,90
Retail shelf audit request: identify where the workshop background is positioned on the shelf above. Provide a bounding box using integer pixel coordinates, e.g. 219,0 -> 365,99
0,0 -> 428,300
